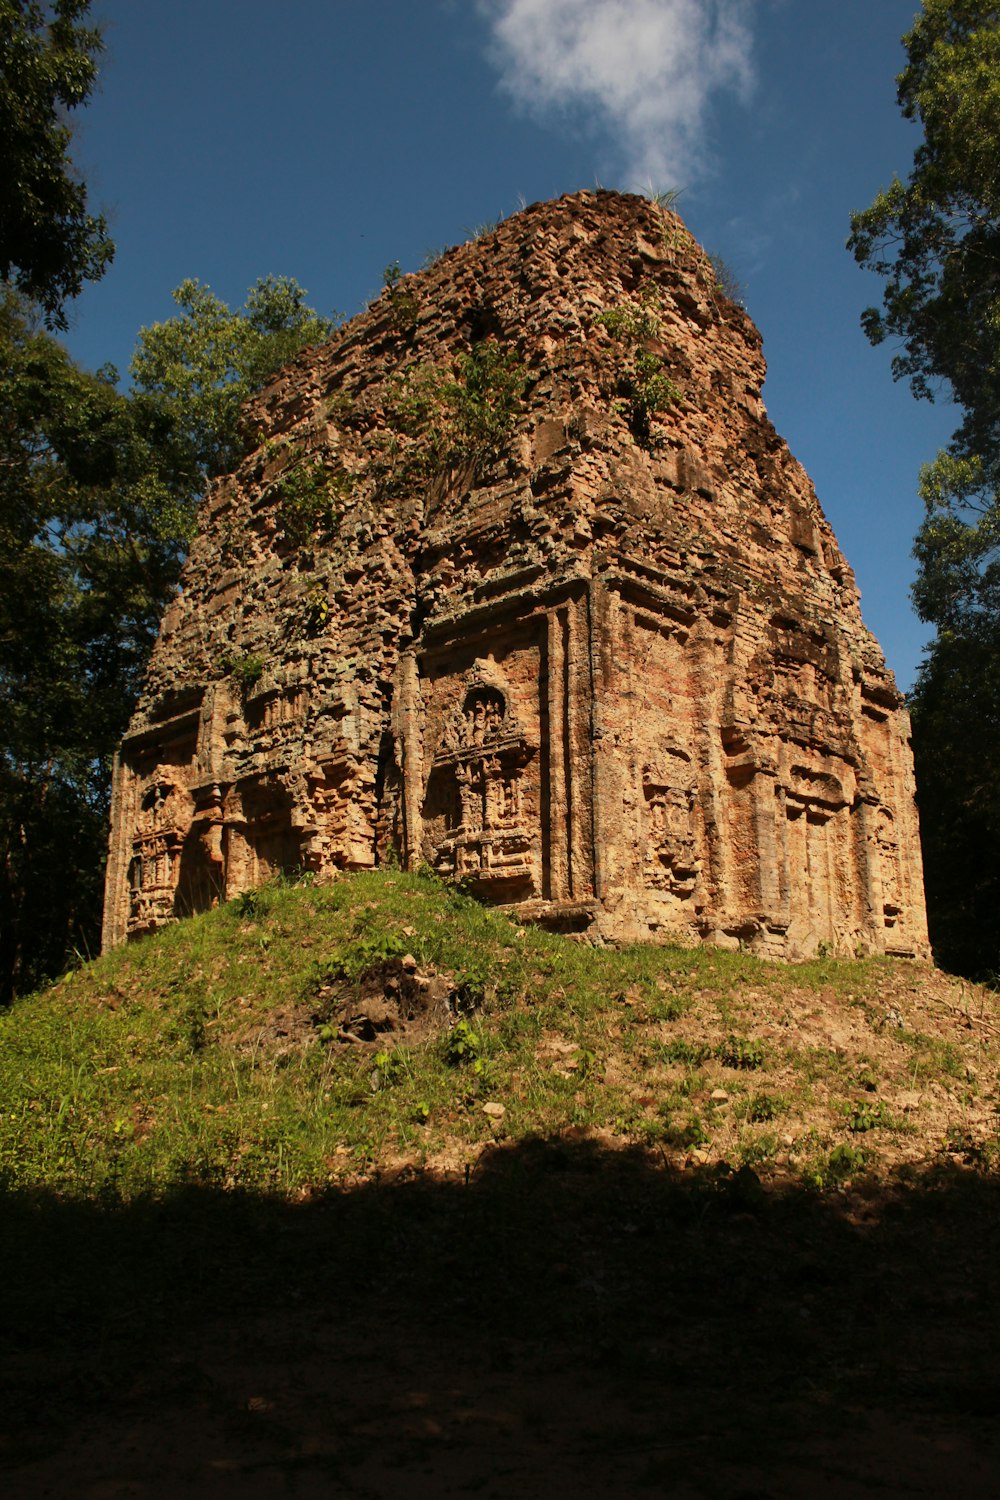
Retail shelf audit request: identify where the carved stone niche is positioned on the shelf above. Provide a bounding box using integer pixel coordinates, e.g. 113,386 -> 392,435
244,685 -> 306,736
225,776 -> 303,889
784,763 -> 847,824
873,806 -> 903,926
421,662 -> 536,895
127,774 -> 193,934
174,785 -> 226,919
642,745 -> 701,899
303,753 -> 376,876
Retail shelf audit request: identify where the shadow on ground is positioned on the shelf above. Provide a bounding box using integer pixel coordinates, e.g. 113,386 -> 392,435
2,1140 -> 999,1498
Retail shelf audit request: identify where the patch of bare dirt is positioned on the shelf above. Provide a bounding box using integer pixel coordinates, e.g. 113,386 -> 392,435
316,955 -> 458,1046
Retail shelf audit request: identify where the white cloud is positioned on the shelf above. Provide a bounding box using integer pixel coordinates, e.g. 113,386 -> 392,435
480,0 -> 757,187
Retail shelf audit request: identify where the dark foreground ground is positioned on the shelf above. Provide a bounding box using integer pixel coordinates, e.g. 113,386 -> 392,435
3,1139 -> 999,1499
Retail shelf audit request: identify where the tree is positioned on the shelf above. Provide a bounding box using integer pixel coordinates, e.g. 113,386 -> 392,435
0,276 -> 336,998
849,1 -> 1000,980
0,1 -> 114,326
130,276 -> 338,482
0,290 -> 183,998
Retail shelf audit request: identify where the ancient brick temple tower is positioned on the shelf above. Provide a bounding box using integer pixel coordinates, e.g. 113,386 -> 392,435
103,191 -> 929,960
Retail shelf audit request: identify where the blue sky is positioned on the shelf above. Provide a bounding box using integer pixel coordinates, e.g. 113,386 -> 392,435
64,0 -> 953,691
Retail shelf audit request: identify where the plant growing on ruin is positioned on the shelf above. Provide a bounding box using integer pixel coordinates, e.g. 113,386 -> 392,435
595,289 -> 680,443
645,188 -> 694,255
274,459 -> 349,546
452,339 -> 526,451
467,215 -> 505,241
646,187 -> 683,213
381,261 -> 419,333
379,336 -> 526,488
706,252 -> 745,307
303,583 -> 330,634
223,650 -> 265,696
595,288 -> 662,343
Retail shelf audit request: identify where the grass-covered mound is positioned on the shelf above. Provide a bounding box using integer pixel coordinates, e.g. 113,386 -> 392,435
3,868 -> 997,1200
5,873 -> 1000,1493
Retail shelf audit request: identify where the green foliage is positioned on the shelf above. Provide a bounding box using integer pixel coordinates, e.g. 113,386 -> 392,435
595,290 -> 680,442
739,1091 -> 785,1123
223,651 -> 266,695
594,295 -> 661,343
660,1111 -> 709,1149
0,289 -> 197,999
718,1036 -> 766,1071
848,1 -> 1000,458
645,187 -> 683,212
380,337 -> 526,487
844,1099 -> 896,1134
657,1039 -> 713,1067
274,459 -> 345,546
303,583 -> 330,634
737,1131 -> 779,1169
0,869 -> 994,1198
371,1048 -> 407,1089
849,2 -> 1000,981
130,276 -> 338,484
443,1019 -> 484,1066
381,261 -> 419,332
0,271 -> 336,996
908,620 -> 1000,979
0,0 -> 114,326
825,1141 -> 869,1182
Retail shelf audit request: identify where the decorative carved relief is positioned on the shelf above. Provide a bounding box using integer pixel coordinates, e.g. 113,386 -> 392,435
245,687 -> 306,735
127,774 -> 193,932
103,191 -> 929,962
643,746 -> 700,898
229,776 -> 303,884
785,764 -> 846,824
423,663 -> 536,893
874,807 -> 902,924
175,787 -> 226,918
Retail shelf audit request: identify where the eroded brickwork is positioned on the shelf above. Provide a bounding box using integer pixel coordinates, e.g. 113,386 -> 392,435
103,192 -> 928,960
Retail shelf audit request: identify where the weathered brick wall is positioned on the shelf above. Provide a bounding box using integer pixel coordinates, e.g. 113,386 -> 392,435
103,191 -> 928,960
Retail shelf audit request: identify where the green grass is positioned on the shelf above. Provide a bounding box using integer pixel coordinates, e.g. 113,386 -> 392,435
2,868 -> 999,1203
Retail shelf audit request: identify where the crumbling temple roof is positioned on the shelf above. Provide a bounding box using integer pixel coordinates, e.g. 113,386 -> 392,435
104,191 -> 928,961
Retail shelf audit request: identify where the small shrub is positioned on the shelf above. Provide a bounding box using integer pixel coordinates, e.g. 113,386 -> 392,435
658,1039 -> 713,1067
313,930 -> 410,986
275,460 -> 346,546
371,1048 -> 407,1089
738,1130 -> 779,1169
303,583 -> 330,634
382,261 -> 419,332
379,337 -> 526,490
661,1111 -> 708,1149
740,1091 -> 783,1123
224,651 -> 266,696
231,886 -> 270,920
844,1099 -> 894,1133
648,994 -> 693,1022
706,252 -> 745,306
718,1036 -> 765,1071
443,1019 -> 484,1066
826,1141 -> 868,1180
594,289 -> 680,442
595,298 -> 661,343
